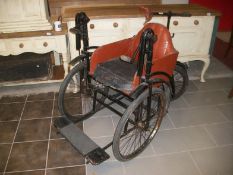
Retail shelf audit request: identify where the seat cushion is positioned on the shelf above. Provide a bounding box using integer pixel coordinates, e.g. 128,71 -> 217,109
94,57 -> 137,92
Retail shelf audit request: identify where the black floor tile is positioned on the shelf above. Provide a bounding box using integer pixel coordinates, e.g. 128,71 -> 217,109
0,121 -> 18,143
52,100 -> 61,117
47,139 -> 85,168
62,97 -> 82,116
0,144 -> 11,172
5,170 -> 45,175
46,166 -> 85,175
27,92 -> 54,101
50,120 -> 63,140
0,103 -> 24,121
15,119 -> 51,142
55,92 -> 81,100
53,96 -> 82,117
0,95 -> 27,103
6,141 -> 48,172
22,101 -> 53,119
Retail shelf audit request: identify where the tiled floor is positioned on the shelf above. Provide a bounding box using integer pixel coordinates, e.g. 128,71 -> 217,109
84,77 -> 233,175
0,93 -> 85,175
0,78 -> 233,175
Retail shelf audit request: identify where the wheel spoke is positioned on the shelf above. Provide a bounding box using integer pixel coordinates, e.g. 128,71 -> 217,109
121,129 -> 137,155
115,89 -> 165,160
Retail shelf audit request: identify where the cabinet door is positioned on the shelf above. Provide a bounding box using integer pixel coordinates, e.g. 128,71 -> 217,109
172,28 -> 201,55
170,16 -> 215,56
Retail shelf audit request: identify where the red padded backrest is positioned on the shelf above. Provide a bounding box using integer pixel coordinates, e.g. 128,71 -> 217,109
126,23 -> 178,62
90,23 -> 178,76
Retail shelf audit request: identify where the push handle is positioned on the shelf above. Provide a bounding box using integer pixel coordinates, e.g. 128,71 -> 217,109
69,27 -> 86,35
152,11 -> 191,17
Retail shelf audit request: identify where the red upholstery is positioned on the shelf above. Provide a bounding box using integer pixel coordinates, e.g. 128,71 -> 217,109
90,23 -> 178,91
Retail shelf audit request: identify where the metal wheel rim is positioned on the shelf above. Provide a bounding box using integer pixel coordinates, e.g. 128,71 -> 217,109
118,92 -> 163,159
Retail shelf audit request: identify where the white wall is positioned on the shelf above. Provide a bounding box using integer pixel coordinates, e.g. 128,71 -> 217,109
162,0 -> 189,4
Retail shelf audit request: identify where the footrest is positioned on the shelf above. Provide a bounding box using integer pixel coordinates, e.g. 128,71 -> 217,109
59,123 -> 110,165
86,147 -> 110,165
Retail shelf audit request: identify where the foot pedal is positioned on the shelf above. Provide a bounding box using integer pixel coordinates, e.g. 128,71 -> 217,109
86,147 -> 110,165
59,123 -> 110,165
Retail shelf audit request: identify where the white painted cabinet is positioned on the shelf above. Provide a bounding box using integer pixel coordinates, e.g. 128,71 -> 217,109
0,0 -> 52,33
0,35 -> 69,76
67,14 -> 216,82
170,16 -> 215,55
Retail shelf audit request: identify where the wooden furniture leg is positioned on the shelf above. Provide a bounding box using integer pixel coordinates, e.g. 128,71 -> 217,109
228,87 -> 233,98
224,25 -> 233,58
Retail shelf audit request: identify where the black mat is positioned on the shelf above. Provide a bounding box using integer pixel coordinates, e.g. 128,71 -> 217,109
0,52 -> 52,82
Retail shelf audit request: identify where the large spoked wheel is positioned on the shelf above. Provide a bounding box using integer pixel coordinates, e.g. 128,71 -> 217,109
159,82 -> 171,113
112,88 -> 166,161
172,64 -> 188,100
58,62 -> 107,122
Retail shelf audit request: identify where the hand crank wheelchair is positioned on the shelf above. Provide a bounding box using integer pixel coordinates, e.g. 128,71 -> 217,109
54,8 -> 190,165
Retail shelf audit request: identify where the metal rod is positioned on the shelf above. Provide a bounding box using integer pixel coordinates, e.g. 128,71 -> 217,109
96,88 -> 129,109
96,97 -> 123,116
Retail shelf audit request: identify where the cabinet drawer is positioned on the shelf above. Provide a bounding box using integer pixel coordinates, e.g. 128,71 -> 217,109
34,38 -> 56,50
170,17 -> 203,29
88,18 -> 127,37
9,39 -> 32,50
89,35 -> 125,46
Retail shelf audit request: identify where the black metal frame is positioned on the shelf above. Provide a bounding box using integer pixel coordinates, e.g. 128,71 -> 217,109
65,28 -> 173,151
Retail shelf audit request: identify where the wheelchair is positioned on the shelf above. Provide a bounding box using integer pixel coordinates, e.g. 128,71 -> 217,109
54,9 -> 189,165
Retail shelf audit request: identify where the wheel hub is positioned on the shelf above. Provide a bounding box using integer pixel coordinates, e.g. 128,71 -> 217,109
137,121 -> 146,129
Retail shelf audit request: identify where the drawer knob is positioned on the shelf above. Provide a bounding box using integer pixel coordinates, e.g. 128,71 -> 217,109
90,24 -> 95,29
43,42 -> 48,47
19,43 -> 24,48
113,22 -> 118,28
194,20 -> 199,25
173,20 -> 179,26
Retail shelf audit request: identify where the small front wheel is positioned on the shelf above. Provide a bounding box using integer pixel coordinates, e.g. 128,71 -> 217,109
172,64 -> 188,100
58,63 -> 86,121
112,88 -> 166,161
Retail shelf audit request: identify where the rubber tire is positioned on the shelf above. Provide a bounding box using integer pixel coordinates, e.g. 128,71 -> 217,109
172,64 -> 188,100
58,63 -> 85,121
58,62 -> 107,121
160,83 -> 171,113
112,88 -> 166,161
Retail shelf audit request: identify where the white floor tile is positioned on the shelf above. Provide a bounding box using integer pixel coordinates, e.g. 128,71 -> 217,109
151,126 -> 215,154
217,104 -> 233,121
124,152 -> 200,175
184,90 -> 233,107
186,80 -> 199,92
86,161 -> 124,175
191,145 -> 233,175
205,122 -> 233,146
160,115 -> 175,130
169,106 -> 227,127
193,77 -> 233,91
84,117 -> 115,138
170,97 -> 189,110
